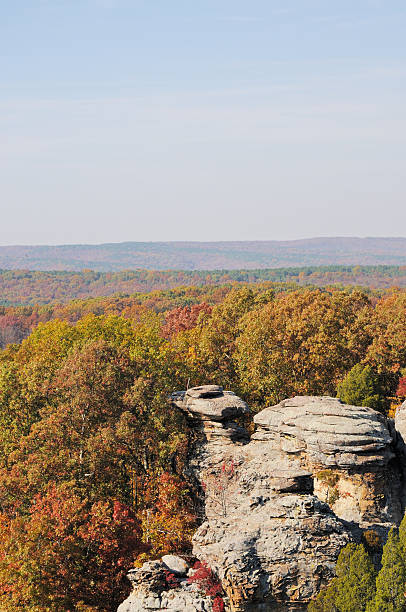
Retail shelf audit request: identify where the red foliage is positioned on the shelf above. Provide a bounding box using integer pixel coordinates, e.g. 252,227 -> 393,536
188,561 -> 224,611
0,314 -> 31,347
221,459 -> 235,476
213,596 -> 225,612
0,483 -> 145,611
80,498 -> 144,583
201,459 -> 236,518
164,570 -> 180,589
396,376 -> 406,398
162,303 -> 212,338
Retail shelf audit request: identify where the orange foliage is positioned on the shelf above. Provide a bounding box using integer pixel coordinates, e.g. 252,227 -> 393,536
141,472 -> 196,559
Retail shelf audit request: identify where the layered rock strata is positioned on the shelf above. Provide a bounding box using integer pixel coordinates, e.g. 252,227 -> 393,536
119,387 -> 403,612
253,396 -> 402,528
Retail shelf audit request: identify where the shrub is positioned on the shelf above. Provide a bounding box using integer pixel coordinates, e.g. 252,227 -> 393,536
188,561 -> 225,611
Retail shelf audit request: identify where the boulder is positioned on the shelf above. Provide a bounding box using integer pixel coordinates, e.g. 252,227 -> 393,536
253,396 -> 393,468
162,555 -> 189,576
172,386 -> 249,422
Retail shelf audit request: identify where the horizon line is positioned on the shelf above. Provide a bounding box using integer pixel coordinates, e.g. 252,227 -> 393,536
1,236 -> 406,249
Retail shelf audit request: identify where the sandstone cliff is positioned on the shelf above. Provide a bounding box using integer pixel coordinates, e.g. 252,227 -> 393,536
118,387 -> 406,612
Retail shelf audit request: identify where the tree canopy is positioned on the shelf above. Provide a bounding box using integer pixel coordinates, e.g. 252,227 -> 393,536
0,285 -> 405,610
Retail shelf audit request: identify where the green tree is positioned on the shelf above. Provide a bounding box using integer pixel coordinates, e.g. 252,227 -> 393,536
366,528 -> 406,612
308,578 -> 339,612
335,543 -> 376,612
398,509 -> 406,549
308,542 -> 376,612
337,363 -> 386,412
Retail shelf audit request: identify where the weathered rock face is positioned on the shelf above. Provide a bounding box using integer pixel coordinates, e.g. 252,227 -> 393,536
186,393 -> 353,610
253,396 -> 392,468
118,388 -> 404,612
253,396 -> 402,527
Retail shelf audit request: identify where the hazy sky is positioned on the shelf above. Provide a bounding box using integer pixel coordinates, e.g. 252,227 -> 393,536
1,0 -> 406,244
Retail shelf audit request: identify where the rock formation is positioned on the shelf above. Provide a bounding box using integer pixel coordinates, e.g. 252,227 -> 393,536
117,558 -> 214,612
118,387 -> 406,612
253,396 -> 402,528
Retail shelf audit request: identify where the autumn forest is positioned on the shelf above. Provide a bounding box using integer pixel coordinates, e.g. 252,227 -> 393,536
0,271 -> 405,610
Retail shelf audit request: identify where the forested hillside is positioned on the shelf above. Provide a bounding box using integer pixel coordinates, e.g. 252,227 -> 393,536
0,285 -> 405,610
1,265 -> 406,306
1,237 -> 406,271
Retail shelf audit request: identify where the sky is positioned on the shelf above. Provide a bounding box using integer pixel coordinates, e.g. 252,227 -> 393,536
1,0 -> 406,245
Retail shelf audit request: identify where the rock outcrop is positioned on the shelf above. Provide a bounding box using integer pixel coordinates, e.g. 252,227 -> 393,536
253,396 -> 402,528
118,387 -> 405,612
172,385 -> 250,444
117,558 -> 213,612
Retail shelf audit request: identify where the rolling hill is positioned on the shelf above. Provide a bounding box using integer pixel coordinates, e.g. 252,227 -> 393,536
0,237 -> 405,272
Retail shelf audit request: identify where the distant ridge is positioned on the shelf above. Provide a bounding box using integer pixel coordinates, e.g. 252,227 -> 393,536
0,237 -> 406,271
